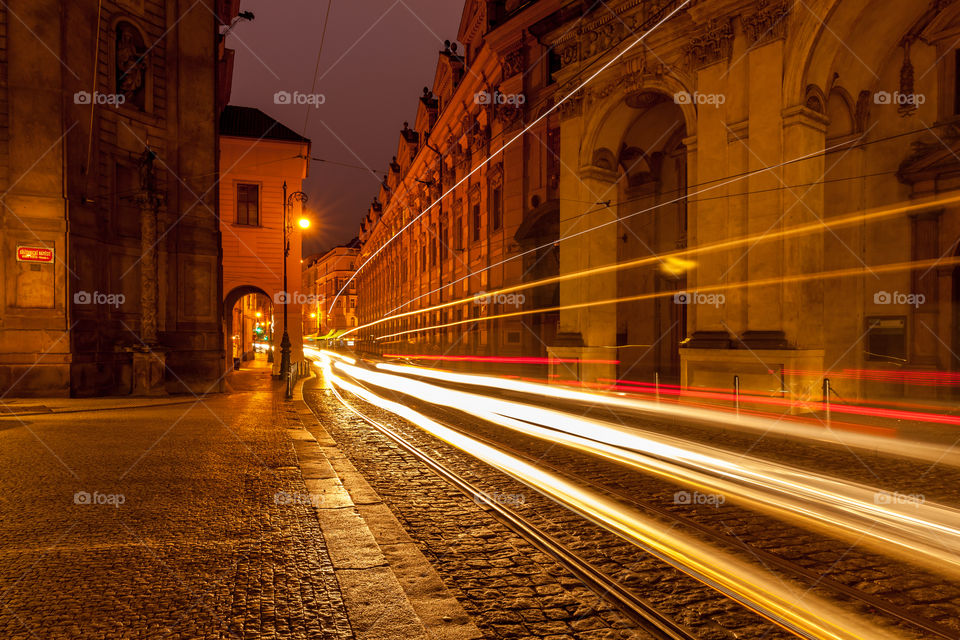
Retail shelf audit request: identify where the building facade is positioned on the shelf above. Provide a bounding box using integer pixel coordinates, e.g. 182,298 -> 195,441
302,241 -> 360,340
219,105 -> 310,377
357,0 -> 960,403
0,0 -> 235,396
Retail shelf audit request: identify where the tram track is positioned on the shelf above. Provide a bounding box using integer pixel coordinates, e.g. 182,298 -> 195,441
310,354 -> 959,640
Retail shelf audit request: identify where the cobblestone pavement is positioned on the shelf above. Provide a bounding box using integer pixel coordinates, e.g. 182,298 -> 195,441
0,366 -> 352,640
306,370 -> 960,640
304,382 -> 783,640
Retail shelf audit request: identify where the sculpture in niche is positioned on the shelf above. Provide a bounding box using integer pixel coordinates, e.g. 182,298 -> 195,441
116,22 -> 147,110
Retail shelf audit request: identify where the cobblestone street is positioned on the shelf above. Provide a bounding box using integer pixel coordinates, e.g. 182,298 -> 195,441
0,366 -> 352,640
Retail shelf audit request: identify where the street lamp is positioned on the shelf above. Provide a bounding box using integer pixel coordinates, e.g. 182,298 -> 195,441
280,181 -> 308,391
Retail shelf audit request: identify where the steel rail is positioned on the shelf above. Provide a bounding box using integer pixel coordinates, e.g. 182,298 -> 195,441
321,373 -> 699,640
404,395 -> 958,640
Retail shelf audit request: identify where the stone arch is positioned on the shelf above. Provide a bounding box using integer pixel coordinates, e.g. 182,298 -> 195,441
826,86 -> 856,139
224,285 -> 274,370
783,0 -> 934,109
579,76 -> 697,171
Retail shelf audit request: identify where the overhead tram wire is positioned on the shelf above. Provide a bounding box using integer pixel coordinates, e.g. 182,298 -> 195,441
373,121 -> 938,322
328,0 -> 695,312
301,0 -> 333,140
369,255 -> 960,343
351,193 -> 960,341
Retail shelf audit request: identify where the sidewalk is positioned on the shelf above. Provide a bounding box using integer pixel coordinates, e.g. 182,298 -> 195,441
0,360 -> 479,640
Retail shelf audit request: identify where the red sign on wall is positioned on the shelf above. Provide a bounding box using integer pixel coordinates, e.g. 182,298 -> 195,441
16,246 -> 54,263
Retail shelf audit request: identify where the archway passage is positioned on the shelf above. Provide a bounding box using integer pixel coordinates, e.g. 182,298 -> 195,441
224,286 -> 274,372
614,95 -> 688,383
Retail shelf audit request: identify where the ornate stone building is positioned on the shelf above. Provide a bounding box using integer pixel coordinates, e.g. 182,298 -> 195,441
0,0 -> 235,396
301,240 -> 360,341
363,0 -> 960,402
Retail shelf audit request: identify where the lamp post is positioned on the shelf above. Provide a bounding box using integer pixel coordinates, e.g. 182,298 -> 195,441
280,181 -> 308,390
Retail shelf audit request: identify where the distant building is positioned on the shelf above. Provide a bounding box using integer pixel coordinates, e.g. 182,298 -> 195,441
302,240 -> 360,341
0,0 -> 234,396
219,105 -> 310,377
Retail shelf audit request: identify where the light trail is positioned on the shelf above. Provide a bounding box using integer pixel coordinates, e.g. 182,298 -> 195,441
373,362 -> 960,468
368,256 -> 960,342
382,353 -> 619,365
344,193 -> 960,340
317,354 -> 907,640
329,0 -> 694,312
339,359 -> 960,582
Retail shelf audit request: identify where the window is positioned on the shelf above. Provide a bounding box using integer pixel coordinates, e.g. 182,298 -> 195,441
236,183 -> 259,225
454,216 -> 463,250
955,50 -> 960,115
472,204 -> 481,242
865,317 -> 906,362
440,221 -> 448,260
491,187 -> 503,231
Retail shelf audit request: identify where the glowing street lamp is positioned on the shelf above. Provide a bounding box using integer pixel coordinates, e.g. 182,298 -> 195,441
280,181 -> 309,396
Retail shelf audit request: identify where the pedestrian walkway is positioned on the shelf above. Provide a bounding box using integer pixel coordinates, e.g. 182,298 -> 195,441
0,360 -> 479,640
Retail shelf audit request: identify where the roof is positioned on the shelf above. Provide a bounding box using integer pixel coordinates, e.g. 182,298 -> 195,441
220,105 -> 310,144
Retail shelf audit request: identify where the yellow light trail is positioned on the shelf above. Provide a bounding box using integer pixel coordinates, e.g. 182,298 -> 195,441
377,362 -> 960,469
370,256 -> 960,342
342,360 -> 960,579
343,192 -> 960,340
318,354 -> 907,640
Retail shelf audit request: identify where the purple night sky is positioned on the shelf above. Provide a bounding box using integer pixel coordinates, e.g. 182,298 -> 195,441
226,0 -> 465,258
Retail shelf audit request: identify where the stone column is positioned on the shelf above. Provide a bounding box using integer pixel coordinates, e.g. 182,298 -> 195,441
132,148 -> 167,396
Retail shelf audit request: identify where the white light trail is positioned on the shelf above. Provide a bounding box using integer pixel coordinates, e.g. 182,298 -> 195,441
316,353 -> 906,640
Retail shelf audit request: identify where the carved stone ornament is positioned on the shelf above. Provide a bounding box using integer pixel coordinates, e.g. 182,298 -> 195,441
742,1 -> 790,45
502,46 -> 525,78
684,18 -> 733,70
558,93 -> 583,121
488,163 -> 504,189
898,40 -> 917,117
